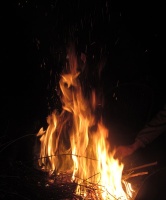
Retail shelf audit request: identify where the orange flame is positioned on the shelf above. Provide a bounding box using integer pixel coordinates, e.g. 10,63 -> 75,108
37,46 -> 133,199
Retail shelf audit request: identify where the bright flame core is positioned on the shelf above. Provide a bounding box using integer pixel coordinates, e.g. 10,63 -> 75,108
37,48 -> 133,199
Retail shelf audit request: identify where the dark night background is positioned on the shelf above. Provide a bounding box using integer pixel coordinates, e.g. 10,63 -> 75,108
1,0 -> 166,199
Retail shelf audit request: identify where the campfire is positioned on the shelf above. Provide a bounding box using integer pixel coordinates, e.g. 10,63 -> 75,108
36,45 -> 134,199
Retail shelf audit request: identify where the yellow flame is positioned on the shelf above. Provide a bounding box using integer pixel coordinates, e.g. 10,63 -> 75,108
37,46 -> 133,199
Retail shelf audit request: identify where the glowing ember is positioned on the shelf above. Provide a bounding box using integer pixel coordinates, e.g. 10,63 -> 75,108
37,46 -> 134,199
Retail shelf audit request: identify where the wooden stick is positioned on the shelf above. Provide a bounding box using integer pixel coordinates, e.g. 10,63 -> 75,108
123,172 -> 149,180
125,161 -> 158,172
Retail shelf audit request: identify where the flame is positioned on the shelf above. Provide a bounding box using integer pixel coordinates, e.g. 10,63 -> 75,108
37,46 -> 133,199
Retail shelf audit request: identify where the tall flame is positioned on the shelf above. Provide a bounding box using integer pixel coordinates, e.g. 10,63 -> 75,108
37,46 -> 133,199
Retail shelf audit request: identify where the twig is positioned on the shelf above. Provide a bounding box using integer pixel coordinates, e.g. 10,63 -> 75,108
0,191 -> 31,200
0,175 -> 20,179
0,134 -> 36,153
37,153 -> 98,162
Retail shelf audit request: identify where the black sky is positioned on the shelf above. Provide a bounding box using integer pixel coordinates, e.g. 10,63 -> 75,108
1,0 -> 166,161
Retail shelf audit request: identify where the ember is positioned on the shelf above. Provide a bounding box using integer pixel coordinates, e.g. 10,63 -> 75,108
36,45 -> 134,199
